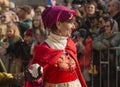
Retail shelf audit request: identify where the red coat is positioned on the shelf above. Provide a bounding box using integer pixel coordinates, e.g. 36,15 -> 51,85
78,37 -> 92,69
25,38 -> 87,87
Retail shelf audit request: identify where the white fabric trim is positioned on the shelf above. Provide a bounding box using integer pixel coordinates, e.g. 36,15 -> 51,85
44,79 -> 82,87
45,33 -> 68,50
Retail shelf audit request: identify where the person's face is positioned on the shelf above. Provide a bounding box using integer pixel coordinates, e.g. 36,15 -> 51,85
1,12 -> 11,24
18,9 -> 26,19
108,2 -> 116,13
24,35 -> 32,44
33,19 -> 40,28
58,19 -> 75,37
104,21 -> 111,33
7,28 -> 14,38
34,29 -> 41,41
86,4 -> 96,15
98,17 -> 105,27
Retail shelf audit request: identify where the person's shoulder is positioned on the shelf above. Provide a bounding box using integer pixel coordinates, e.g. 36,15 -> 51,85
34,42 -> 49,50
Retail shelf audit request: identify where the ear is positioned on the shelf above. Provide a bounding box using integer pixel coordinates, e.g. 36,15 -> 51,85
56,21 -> 61,30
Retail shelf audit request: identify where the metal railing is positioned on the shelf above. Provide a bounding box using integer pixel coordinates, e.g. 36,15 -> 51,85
90,47 -> 120,87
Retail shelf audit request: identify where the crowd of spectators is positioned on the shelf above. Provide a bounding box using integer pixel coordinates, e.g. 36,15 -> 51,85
0,0 -> 120,87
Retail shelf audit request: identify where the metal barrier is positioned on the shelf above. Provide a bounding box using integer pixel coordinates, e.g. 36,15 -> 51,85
109,47 -> 120,87
91,47 -> 120,87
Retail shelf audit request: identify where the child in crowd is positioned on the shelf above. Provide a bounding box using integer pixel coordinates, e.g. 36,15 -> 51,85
22,29 -> 33,69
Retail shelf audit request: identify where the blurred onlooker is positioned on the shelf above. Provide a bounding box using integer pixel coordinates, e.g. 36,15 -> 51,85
22,29 -> 33,69
31,16 -> 47,55
34,6 -> 45,16
0,24 -> 7,40
9,1 -> 15,11
71,0 -> 86,18
0,0 -> 9,11
84,1 -> 99,37
93,18 -> 120,50
92,17 -> 120,87
74,29 -> 92,84
89,15 -> 99,39
33,15 -> 48,39
17,5 -> 33,37
0,10 -> 13,24
3,23 -> 22,73
108,0 -> 120,31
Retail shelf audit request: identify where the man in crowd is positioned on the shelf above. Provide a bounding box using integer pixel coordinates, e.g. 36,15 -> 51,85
108,0 -> 120,31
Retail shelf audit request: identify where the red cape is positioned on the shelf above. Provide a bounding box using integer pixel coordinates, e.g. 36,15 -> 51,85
27,38 -> 87,87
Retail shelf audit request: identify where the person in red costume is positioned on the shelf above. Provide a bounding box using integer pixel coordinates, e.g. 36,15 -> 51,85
25,6 -> 87,87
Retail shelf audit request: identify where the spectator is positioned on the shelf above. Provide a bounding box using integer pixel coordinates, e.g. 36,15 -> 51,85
92,18 -> 120,50
108,0 -> 120,31
84,1 -> 99,37
74,29 -> 92,84
0,10 -> 13,24
17,5 -> 33,37
2,23 -> 22,73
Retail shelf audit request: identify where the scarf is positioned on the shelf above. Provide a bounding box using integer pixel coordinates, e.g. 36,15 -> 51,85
45,33 -> 67,50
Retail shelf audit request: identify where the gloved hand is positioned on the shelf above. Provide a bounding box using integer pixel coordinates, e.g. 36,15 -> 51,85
24,63 -> 43,81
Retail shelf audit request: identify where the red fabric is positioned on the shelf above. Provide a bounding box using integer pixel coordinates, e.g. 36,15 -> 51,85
78,37 -> 92,69
28,38 -> 87,87
24,78 -> 43,87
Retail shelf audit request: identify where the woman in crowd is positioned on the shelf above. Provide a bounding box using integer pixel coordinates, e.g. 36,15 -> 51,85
31,15 -> 48,56
30,6 -> 87,87
92,18 -> 120,50
2,23 -> 22,73
92,17 -> 120,87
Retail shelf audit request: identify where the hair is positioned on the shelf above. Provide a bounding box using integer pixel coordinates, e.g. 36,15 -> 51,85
78,29 -> 88,38
86,1 -> 97,9
75,16 -> 83,28
106,18 -> 114,30
0,10 -> 12,18
33,15 -> 44,31
0,24 -> 7,35
0,0 -> 9,9
20,5 -> 32,14
112,0 -> 120,11
102,13 -> 111,22
78,29 -> 89,43
51,23 -> 58,33
4,23 -> 21,42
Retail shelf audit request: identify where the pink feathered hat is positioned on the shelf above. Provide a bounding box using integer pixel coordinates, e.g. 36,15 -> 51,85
42,6 -> 76,29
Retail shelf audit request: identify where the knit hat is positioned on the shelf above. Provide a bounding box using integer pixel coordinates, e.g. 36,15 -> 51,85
24,29 -> 33,37
42,6 -> 76,29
